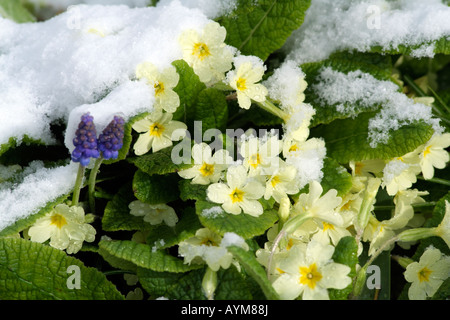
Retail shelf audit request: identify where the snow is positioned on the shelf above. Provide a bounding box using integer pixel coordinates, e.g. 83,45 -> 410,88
0,2 -> 212,154
201,205 -> 225,218
0,162 -> 78,232
312,67 -> 444,147
220,232 -> 247,249
285,0 -> 450,64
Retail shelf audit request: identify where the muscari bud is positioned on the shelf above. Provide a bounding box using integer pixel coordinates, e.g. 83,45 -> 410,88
98,115 -> 125,160
72,113 -> 100,166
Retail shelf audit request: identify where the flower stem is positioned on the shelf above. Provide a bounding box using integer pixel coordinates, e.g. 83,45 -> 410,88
417,176 -> 450,187
255,99 -> 288,121
351,235 -> 399,299
88,157 -> 103,213
72,164 -> 86,207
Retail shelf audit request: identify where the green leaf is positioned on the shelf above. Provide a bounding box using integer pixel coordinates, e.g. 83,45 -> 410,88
215,266 -> 254,300
196,200 -> 278,239
102,183 -> 151,232
132,170 -> 180,204
172,59 -> 206,124
179,179 -> 208,201
98,239 -> 201,273
146,207 -> 202,249
137,267 -> 206,300
311,111 -> 434,163
193,88 -> 228,134
370,36 -> 450,56
217,0 -> 311,61
301,51 -> 394,127
413,191 -> 450,259
328,236 -> 358,300
128,145 -> 193,176
320,157 -> 353,197
0,0 -> 36,23
227,245 -> 280,300
0,193 -> 70,238
0,238 -> 124,300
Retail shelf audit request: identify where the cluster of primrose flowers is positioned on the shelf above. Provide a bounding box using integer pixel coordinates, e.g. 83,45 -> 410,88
27,113 -> 125,254
126,21 -> 450,300
23,20 -> 450,300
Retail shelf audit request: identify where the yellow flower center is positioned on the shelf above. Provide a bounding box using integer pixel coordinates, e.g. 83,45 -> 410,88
199,162 -> 215,177
248,153 -> 261,169
418,267 -> 432,282
236,77 -> 247,91
149,122 -> 165,137
354,162 -> 364,175
322,222 -> 335,232
299,263 -> 323,289
230,188 -> 245,203
192,42 -> 211,60
286,238 -> 294,250
154,81 -> 165,96
200,237 -> 218,246
289,143 -> 299,152
50,213 -> 67,229
271,175 -> 281,188
423,146 -> 432,157
340,200 -> 353,211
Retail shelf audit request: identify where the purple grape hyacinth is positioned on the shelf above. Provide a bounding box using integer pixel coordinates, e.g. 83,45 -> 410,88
98,115 -> 125,160
71,113 -> 100,166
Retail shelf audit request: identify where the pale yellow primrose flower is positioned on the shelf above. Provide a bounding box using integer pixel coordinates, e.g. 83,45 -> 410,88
132,112 -> 187,155
272,241 -> 352,300
264,162 -> 299,203
239,135 -> 282,177
419,133 -> 450,180
292,180 -> 344,227
178,143 -> 233,185
28,204 -> 96,254
136,62 -> 180,113
129,200 -> 179,227
206,165 -> 265,217
365,189 -> 429,256
179,22 -> 234,85
227,58 -> 268,109
178,228 -> 249,272
404,246 -> 450,300
382,152 -> 421,196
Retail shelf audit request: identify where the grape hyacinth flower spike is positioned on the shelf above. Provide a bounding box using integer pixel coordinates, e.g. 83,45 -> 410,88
98,115 -> 125,160
71,113 -> 100,166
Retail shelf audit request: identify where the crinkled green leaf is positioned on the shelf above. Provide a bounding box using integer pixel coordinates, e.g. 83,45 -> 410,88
132,170 -> 179,205
328,236 -> 358,300
102,183 -> 152,232
311,111 -> 434,163
217,0 -> 311,61
193,88 -> 228,134
172,59 -> 206,124
0,238 -> 124,300
98,239 -> 201,273
196,200 -> 278,239
370,36 -> 450,56
146,207 -> 202,249
128,145 -> 193,176
227,245 -> 280,300
137,267 -> 206,300
179,179 -> 208,201
0,0 -> 35,23
320,157 -> 353,197
301,51 -> 394,127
